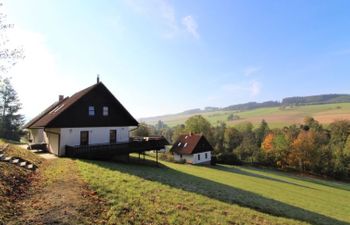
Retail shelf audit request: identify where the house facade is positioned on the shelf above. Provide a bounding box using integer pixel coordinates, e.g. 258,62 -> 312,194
24,80 -> 138,156
171,133 -> 213,164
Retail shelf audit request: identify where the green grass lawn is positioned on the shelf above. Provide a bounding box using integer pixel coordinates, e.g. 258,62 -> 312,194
77,158 -> 350,225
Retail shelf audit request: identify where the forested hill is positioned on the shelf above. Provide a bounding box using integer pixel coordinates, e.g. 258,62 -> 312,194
281,94 -> 350,105
223,94 -> 350,111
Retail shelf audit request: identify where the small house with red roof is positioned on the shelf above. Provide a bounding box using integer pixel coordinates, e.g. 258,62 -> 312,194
170,133 -> 213,164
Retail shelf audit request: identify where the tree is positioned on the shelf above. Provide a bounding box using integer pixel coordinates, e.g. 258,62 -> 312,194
185,115 -> 213,142
329,120 -> 350,148
212,121 -> 226,154
255,119 -> 270,147
302,117 -> 323,132
0,77 -> 24,140
159,127 -> 173,144
131,122 -> 150,137
172,124 -> 186,143
155,120 -> 167,130
235,121 -> 253,134
290,130 -> 319,171
235,132 -> 260,163
0,3 -> 24,74
224,127 -> 242,152
272,133 -> 290,168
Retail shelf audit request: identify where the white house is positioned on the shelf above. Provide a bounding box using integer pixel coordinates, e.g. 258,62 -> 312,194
24,79 -> 139,156
171,133 -> 213,164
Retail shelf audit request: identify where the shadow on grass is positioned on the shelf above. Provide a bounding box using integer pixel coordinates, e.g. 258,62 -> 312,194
213,165 -> 317,190
222,165 -> 350,192
83,159 -> 349,225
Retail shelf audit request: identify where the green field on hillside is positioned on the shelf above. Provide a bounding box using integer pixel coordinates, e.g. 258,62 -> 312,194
144,103 -> 350,128
77,158 -> 350,225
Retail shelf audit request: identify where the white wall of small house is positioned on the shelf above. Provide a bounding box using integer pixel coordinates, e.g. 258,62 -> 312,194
59,127 -> 130,156
192,151 -> 211,164
174,151 -> 211,164
43,128 -> 60,155
29,128 -> 44,143
174,153 -> 194,163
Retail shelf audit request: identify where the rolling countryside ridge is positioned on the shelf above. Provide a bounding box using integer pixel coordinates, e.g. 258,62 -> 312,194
142,102 -> 350,128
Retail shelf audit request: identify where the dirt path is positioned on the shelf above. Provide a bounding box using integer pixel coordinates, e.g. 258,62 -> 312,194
10,159 -> 108,225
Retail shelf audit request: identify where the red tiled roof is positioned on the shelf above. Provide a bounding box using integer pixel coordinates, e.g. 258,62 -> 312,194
170,134 -> 213,155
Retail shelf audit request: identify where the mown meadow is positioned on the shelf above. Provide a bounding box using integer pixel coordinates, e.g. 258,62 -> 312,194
144,103 -> 350,128
77,158 -> 350,225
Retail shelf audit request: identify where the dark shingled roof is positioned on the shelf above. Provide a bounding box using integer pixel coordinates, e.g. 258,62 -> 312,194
170,134 -> 213,155
24,82 -> 139,128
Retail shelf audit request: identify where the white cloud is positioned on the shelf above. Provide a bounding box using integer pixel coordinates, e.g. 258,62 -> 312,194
249,80 -> 261,96
182,15 -> 199,39
222,80 -> 262,96
125,0 -> 199,39
243,66 -> 261,76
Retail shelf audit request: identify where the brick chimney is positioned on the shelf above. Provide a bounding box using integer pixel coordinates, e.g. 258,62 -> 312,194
59,95 -> 64,101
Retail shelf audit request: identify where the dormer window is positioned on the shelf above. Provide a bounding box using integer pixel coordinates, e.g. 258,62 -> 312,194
177,142 -> 181,147
184,143 -> 188,148
103,106 -> 109,116
88,106 -> 95,116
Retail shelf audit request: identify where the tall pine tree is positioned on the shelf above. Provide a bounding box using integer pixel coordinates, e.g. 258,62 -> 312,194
0,77 -> 24,141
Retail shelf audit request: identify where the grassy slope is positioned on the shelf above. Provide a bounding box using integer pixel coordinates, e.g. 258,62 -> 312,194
0,141 -> 44,223
77,159 -> 350,225
144,103 -> 350,128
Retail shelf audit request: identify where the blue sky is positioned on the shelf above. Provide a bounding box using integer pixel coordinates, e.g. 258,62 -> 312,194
3,0 -> 350,119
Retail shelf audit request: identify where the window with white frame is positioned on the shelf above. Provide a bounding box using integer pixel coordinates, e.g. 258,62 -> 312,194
103,106 -> 109,116
178,142 -> 181,147
184,143 -> 188,148
205,153 -> 208,159
198,154 -> 200,160
88,106 -> 95,116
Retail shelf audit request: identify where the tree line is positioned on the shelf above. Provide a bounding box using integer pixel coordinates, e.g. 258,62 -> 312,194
134,116 -> 350,180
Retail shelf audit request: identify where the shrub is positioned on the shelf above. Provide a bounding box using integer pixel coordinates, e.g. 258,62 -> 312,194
216,152 -> 242,165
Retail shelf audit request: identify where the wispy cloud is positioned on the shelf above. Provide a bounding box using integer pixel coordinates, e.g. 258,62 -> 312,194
182,15 -> 199,39
243,66 -> 261,76
124,0 -> 199,39
222,80 -> 262,97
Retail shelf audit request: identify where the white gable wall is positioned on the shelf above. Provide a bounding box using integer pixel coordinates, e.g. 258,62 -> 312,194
192,151 -> 211,164
174,151 -> 211,164
59,127 -> 129,156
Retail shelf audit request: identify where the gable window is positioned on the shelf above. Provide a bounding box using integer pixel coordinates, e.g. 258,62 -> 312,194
205,153 -> 208,159
103,106 -> 109,116
198,154 -> 201,161
110,130 -> 117,144
80,131 -> 89,146
88,106 -> 95,116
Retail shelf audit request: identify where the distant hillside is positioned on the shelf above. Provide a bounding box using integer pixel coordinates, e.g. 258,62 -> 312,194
141,94 -> 350,128
282,94 -> 350,105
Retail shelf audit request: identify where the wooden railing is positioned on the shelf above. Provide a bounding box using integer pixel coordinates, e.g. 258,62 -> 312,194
65,136 -> 169,160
